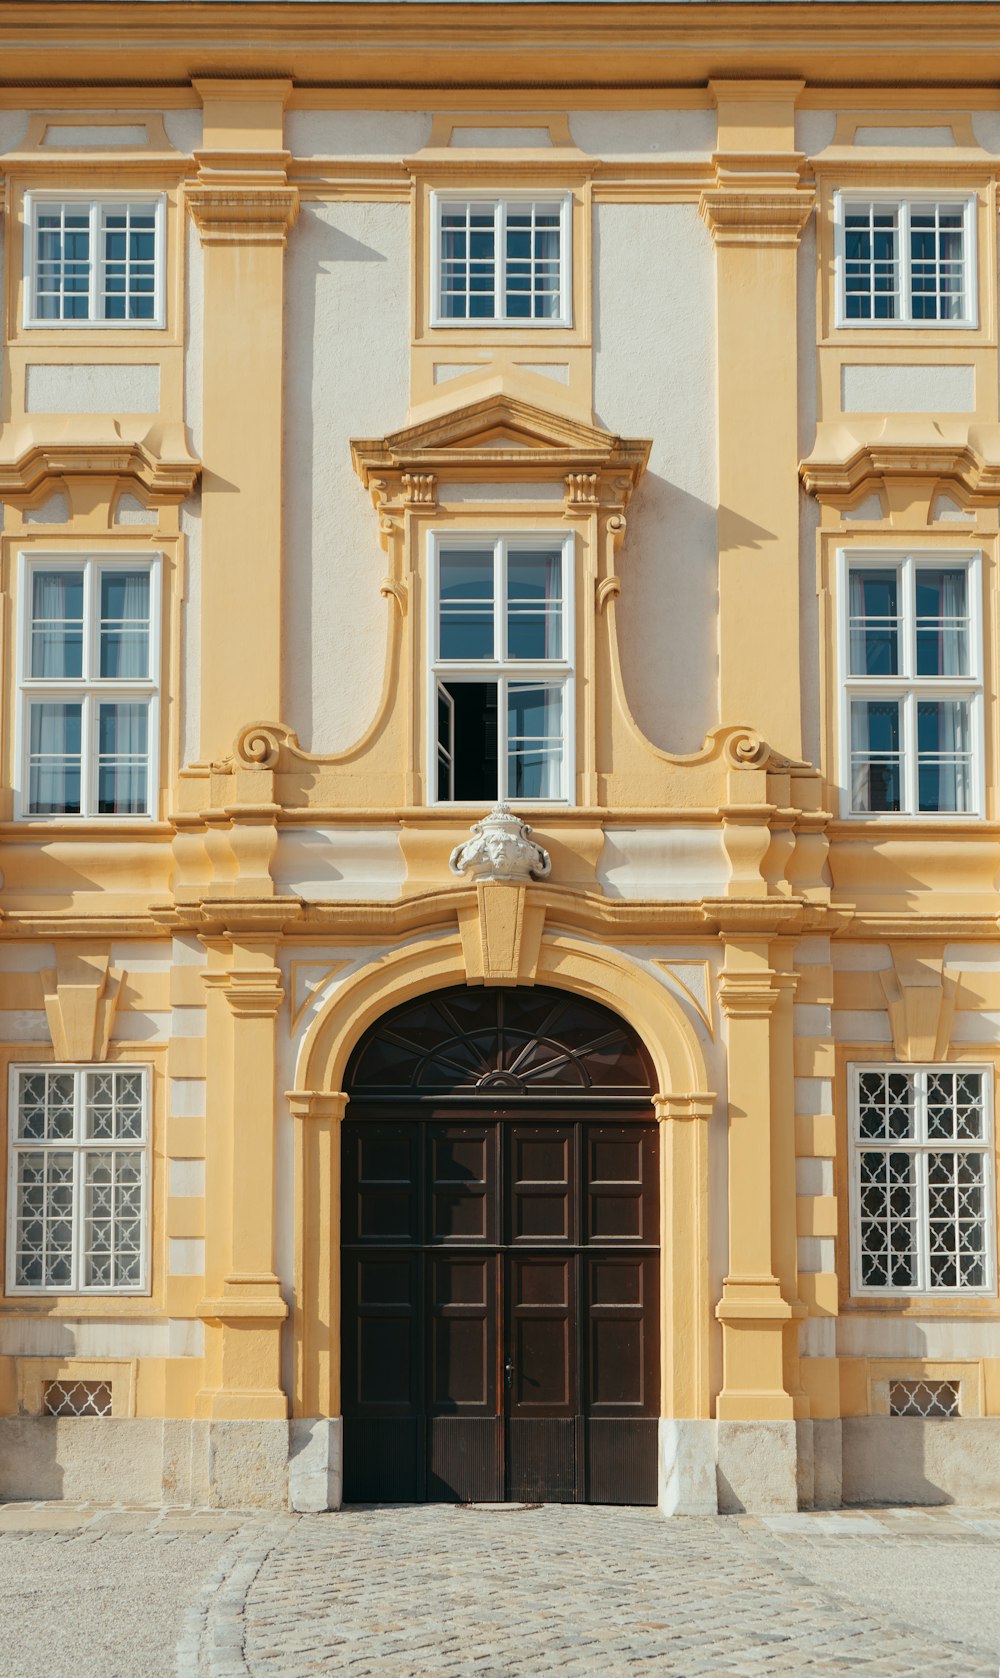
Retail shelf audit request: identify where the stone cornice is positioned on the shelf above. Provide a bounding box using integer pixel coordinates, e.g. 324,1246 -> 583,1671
801,421 -> 1000,503
0,420 -> 200,505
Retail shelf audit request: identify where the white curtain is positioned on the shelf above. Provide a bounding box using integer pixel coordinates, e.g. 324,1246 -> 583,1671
98,701 -> 148,814
28,702 -> 81,814
31,572 -> 83,679
100,572 -> 149,679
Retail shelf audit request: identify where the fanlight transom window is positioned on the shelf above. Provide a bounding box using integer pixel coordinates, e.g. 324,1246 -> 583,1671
346,987 -> 653,1097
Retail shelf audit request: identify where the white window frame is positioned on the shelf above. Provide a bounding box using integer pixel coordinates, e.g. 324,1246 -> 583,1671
837,547 -> 984,820
6,1063 -> 151,1297
23,190 -> 166,329
427,530 -> 575,805
430,191 -> 572,329
15,551 -> 162,822
848,1063 -> 996,1299
834,190 -> 978,329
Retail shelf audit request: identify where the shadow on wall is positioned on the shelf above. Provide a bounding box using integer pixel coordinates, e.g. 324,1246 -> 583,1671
283,204 -> 400,756
607,470 -> 720,755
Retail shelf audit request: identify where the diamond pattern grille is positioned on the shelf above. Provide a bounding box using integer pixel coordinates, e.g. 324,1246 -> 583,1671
42,1379 -> 113,1418
10,1067 -> 147,1293
853,1068 -> 991,1294
889,1379 -> 960,1419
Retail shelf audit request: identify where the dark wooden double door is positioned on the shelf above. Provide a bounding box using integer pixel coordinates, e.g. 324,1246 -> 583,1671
342,1112 -> 660,1505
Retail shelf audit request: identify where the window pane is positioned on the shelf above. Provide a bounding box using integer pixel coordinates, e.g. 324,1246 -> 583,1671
844,205 -> 899,321
101,205 -> 157,322
439,550 -> 495,660
31,570 -> 84,679
848,569 -> 899,676
508,683 -> 564,799
916,699 -> 971,812
927,1150 -> 987,1288
856,1069 -> 915,1141
17,1070 -> 76,1141
507,550 -> 563,659
34,205 -> 92,322
14,1150 -> 75,1287
28,701 -> 82,815
85,1069 -> 145,1141
97,701 -> 149,815
439,203 -> 497,320
909,205 -> 966,323
850,698 -> 901,813
100,570 -> 150,678
858,1149 -> 918,1289
438,681 -> 498,802
83,1150 -> 144,1288
504,203 -> 562,321
915,568 -> 968,676
926,1070 -> 985,1141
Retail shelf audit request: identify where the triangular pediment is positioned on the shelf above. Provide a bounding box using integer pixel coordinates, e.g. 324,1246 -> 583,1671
352,393 -> 651,487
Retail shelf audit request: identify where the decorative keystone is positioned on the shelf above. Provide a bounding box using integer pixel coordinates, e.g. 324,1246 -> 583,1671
449,802 -> 551,883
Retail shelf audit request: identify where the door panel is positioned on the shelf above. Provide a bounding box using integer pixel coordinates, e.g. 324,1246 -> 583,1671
342,1112 -> 659,1507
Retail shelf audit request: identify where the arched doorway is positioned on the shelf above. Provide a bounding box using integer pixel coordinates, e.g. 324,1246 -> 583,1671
341,985 -> 660,1505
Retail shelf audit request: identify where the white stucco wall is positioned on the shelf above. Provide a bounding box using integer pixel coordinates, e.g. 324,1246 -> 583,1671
287,110 -> 432,157
593,203 -> 718,753
568,109 -> 715,156
798,214 -> 821,771
841,363 -> 975,414
163,109 -> 203,154
283,201 -> 411,752
25,363 -> 160,414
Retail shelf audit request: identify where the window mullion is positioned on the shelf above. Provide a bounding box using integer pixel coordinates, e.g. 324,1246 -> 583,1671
498,673 -> 508,801
90,203 -> 102,324
74,1074 -> 85,1293
899,201 -> 910,324
496,201 -> 505,324
496,539 -> 505,663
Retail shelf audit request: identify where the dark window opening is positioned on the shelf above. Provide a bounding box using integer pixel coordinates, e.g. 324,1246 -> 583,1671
437,681 -> 497,801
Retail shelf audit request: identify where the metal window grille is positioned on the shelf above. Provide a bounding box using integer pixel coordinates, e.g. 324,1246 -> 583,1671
889,1379 -> 960,1418
42,1379 -> 113,1418
9,1067 -> 148,1294
436,198 -> 567,325
840,197 -> 971,325
30,198 -> 161,325
852,1067 -> 993,1294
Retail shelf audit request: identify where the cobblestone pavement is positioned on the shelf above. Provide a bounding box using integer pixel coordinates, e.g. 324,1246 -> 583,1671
0,1502 -> 999,1678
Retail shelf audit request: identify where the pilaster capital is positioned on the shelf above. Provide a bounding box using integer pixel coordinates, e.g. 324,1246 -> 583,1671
653,1092 -> 716,1122
286,1089 -> 349,1122
204,967 -> 284,1018
717,970 -> 781,1019
699,178 -> 815,248
187,152 -> 299,247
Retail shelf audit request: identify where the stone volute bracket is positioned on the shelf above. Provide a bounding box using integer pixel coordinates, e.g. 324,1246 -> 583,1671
451,803 -> 550,986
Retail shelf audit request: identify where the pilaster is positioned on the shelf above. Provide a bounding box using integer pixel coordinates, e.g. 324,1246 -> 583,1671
186,79 -> 298,764
287,1090 -> 348,1420
716,939 -> 794,1421
700,80 -> 813,760
655,1093 -> 714,1420
197,936 -> 288,1421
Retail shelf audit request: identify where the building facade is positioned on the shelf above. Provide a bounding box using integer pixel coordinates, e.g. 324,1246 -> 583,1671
0,0 -> 999,1514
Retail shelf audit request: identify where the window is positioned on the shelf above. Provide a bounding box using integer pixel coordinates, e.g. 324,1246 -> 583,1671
850,1066 -> 994,1296
7,1067 -> 149,1294
24,193 -> 165,327
432,194 -> 571,326
840,551 -> 982,817
430,534 -> 573,802
18,555 -> 159,819
835,194 -> 976,326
